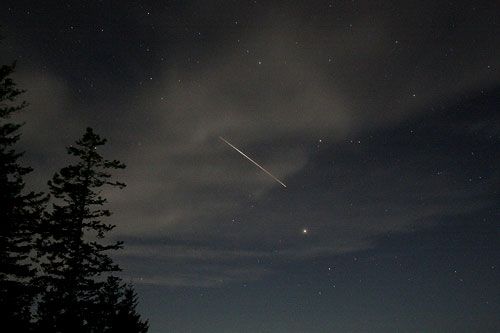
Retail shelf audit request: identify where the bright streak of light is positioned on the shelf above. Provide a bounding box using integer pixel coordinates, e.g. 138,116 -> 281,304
219,136 -> 287,188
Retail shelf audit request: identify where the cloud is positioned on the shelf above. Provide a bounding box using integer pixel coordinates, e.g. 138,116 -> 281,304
118,253 -> 272,288
106,10 -> 497,234
7,2 -> 499,288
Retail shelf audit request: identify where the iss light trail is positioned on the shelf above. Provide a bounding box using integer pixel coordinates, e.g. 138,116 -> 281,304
219,136 -> 287,188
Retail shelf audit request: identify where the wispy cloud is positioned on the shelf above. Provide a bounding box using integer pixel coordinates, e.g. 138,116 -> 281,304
7,3 -> 499,288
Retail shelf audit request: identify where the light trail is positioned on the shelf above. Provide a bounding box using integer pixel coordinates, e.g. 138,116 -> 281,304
219,136 -> 287,188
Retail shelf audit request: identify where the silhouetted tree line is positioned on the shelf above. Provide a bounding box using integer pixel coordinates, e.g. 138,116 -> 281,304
0,62 -> 149,332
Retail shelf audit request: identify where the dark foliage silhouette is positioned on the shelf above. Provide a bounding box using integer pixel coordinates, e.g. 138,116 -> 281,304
35,128 -> 148,332
92,276 -> 149,333
0,62 -> 46,332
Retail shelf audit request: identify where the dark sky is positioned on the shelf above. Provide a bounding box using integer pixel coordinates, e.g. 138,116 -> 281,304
2,1 -> 500,332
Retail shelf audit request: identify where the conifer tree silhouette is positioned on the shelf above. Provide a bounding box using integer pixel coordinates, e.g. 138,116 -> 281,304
0,62 -> 45,332
36,128 -> 136,332
92,276 -> 149,333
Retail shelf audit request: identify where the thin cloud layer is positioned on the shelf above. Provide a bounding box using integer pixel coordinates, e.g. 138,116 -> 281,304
5,2 -> 499,287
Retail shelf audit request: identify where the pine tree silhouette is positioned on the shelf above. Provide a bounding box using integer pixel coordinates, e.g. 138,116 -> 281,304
92,276 -> 149,332
35,128 -> 144,332
0,62 -> 46,332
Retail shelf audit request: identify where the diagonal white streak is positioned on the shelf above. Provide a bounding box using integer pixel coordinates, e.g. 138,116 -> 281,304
219,136 -> 287,188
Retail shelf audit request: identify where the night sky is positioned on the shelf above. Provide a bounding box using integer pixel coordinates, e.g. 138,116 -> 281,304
2,1 -> 500,332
